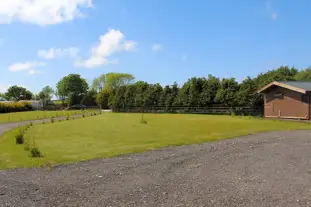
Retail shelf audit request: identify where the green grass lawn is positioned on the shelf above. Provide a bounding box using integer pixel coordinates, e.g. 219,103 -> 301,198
0,110 -> 95,123
1,113 -> 311,169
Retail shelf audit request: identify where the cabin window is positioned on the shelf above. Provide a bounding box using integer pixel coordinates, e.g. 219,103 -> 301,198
274,92 -> 283,98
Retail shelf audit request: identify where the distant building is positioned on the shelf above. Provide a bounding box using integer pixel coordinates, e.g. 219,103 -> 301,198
19,100 -> 43,110
258,81 -> 311,120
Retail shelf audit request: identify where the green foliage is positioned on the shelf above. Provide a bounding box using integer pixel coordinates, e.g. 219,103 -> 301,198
0,102 -> 32,113
105,65 -> 311,110
96,88 -> 113,109
56,74 -> 89,106
104,72 -> 135,90
5,85 -> 33,101
81,90 -> 97,106
51,117 -> 55,123
294,68 -> 311,81
15,133 -> 24,144
30,147 -> 41,158
214,78 -> 239,106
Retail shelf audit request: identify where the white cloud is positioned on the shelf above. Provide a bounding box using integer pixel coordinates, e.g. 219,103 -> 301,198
28,69 -> 43,76
151,44 -> 163,51
75,29 -> 136,68
38,47 -> 79,59
265,2 -> 278,20
8,61 -> 46,74
0,0 -> 93,26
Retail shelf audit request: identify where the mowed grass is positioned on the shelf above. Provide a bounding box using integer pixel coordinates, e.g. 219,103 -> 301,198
0,110 -> 90,123
1,113 -> 311,169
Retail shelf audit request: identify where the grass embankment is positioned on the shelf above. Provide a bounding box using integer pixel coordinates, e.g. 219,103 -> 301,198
0,110 -> 94,123
1,113 -> 311,169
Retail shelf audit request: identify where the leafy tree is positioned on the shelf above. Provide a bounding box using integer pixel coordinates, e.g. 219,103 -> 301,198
96,88 -> 112,109
105,73 -> 135,89
215,78 -> 239,106
134,81 -> 149,107
5,85 -> 33,101
56,74 -> 88,106
93,73 -> 135,92
38,86 -> 54,106
295,68 -> 311,81
145,83 -> 163,106
200,75 -> 221,105
41,86 -> 54,100
81,90 -> 97,106
236,77 -> 259,106
254,66 -> 298,89
91,74 -> 106,92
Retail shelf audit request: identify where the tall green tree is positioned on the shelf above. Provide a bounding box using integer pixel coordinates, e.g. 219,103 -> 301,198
91,74 -> 106,92
294,68 -> 311,81
5,85 -> 33,101
215,78 -> 239,106
105,73 -> 135,89
56,74 -> 88,106
200,75 -> 221,105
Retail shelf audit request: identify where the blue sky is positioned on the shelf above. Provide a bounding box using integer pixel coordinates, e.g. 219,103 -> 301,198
1,0 -> 311,93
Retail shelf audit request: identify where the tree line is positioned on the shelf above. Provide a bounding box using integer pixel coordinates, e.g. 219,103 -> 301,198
97,66 -> 311,109
1,66 -> 311,109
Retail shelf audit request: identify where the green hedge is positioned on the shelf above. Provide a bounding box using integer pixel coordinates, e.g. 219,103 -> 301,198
0,102 -> 33,113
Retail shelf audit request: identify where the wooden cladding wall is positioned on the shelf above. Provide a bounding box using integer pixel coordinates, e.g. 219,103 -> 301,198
264,86 -> 310,119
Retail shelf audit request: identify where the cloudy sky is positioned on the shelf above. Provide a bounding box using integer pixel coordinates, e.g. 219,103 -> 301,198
1,0 -> 311,93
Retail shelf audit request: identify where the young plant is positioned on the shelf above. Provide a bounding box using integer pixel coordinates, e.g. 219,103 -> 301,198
15,133 -> 24,144
30,147 -> 41,158
140,113 -> 148,124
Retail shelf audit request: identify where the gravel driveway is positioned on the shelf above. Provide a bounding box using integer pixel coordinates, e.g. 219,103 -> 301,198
2,130 -> 311,206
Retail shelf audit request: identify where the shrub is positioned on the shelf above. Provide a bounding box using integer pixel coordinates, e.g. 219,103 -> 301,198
66,115 -> 70,120
0,102 -> 33,113
51,117 -> 55,123
30,147 -> 41,157
15,133 -> 24,144
82,113 -> 85,118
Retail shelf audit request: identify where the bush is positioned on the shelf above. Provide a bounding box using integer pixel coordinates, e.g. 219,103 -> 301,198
30,147 -> 41,157
0,101 -> 33,113
51,117 -> 55,123
15,133 -> 24,144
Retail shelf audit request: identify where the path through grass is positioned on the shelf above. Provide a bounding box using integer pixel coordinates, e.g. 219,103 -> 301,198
1,113 -> 311,169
